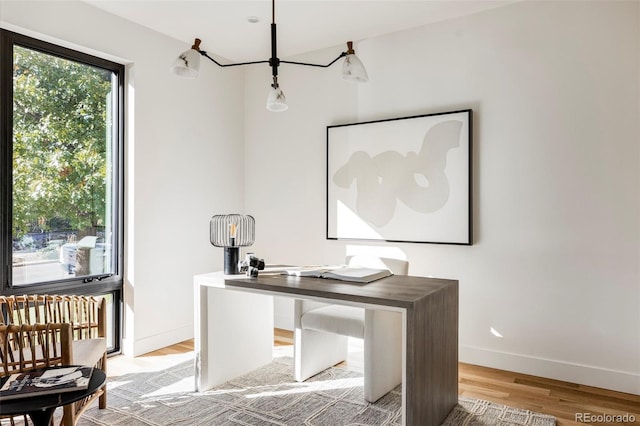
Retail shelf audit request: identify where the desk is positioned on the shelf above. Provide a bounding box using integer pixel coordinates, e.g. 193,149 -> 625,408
0,366 -> 106,426
194,269 -> 458,426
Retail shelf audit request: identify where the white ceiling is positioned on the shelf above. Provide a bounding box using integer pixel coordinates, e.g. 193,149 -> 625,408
85,0 -> 516,62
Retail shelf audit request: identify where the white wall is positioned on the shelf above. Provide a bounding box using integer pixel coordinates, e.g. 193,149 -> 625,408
2,0 -> 638,396
244,1 -> 640,394
1,1 -> 245,356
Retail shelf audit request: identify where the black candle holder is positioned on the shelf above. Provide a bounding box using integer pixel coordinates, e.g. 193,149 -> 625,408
210,214 -> 255,275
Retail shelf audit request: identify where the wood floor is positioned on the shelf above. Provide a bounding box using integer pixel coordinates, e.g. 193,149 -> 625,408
109,330 -> 640,426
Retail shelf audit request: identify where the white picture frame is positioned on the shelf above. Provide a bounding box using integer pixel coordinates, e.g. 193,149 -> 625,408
326,109 -> 472,245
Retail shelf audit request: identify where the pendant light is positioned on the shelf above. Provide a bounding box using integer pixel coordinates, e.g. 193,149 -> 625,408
170,0 -> 368,112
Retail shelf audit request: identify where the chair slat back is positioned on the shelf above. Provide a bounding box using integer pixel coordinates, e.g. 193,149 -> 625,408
0,295 -> 104,341
0,323 -> 72,377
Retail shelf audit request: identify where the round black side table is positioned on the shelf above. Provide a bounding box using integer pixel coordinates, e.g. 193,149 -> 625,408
0,366 -> 106,426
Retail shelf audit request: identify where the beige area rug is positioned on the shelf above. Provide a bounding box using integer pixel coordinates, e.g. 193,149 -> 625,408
72,355 -> 556,426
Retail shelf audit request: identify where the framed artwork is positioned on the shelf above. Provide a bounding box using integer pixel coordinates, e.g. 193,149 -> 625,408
326,109 -> 472,245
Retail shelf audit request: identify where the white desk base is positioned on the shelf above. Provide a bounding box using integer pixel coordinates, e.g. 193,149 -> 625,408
194,270 -> 458,426
194,278 -> 273,391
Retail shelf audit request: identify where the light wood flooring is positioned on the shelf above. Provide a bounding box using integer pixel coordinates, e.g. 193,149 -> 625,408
108,330 -> 640,426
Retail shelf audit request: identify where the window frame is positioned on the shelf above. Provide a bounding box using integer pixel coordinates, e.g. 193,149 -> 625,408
0,29 -> 124,353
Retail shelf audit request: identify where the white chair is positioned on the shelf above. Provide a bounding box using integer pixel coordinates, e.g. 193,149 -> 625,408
293,256 -> 408,402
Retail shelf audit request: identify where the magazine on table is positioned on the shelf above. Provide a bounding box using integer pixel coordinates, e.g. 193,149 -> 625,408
0,366 -> 92,401
284,265 -> 393,283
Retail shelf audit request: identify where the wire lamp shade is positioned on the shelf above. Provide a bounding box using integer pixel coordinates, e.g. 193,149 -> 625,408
210,214 -> 255,248
210,214 -> 255,275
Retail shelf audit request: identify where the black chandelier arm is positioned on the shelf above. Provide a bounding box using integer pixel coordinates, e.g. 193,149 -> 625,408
199,51 -> 270,68
280,52 -> 347,68
197,50 -> 347,70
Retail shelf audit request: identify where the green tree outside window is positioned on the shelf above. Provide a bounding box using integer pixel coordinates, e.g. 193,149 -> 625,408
12,46 -> 112,240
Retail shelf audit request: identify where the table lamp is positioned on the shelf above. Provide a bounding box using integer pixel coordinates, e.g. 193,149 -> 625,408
210,214 -> 255,275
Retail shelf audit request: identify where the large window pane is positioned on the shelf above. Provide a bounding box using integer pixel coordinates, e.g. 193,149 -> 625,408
11,46 -> 116,285
2,29 -> 123,355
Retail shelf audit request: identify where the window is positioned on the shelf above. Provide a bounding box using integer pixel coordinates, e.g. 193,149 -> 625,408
1,29 -> 124,352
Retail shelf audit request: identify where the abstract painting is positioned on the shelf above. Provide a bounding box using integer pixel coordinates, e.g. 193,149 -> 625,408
326,110 -> 472,244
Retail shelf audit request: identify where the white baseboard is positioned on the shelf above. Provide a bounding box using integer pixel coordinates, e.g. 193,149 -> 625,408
132,324 -> 193,357
460,345 -> 640,396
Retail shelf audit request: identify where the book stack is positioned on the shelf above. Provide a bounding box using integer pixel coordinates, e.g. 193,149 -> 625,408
284,266 -> 393,283
0,366 -> 92,400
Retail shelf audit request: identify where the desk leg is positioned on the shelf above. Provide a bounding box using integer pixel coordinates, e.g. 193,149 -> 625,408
405,283 -> 458,425
195,285 -> 273,391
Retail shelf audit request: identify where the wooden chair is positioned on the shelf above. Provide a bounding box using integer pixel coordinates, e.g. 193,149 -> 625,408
0,322 -> 73,426
294,256 -> 408,402
0,295 -> 107,425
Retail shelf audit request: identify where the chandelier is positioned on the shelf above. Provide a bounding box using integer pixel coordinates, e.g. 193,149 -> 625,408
170,0 -> 369,112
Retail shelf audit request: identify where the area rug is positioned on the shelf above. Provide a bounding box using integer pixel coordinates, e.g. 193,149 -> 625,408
75,357 -> 556,426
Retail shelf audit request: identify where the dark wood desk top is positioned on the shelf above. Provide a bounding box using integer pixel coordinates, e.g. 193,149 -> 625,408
196,269 -> 457,309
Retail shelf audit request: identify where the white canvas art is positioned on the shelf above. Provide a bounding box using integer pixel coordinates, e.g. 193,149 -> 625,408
327,110 -> 472,244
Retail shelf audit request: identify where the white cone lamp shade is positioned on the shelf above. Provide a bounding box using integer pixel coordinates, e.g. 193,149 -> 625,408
266,85 -> 288,112
171,48 -> 201,78
342,53 -> 368,82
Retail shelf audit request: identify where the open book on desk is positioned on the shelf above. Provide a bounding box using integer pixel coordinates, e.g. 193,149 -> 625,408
284,266 -> 393,283
0,366 -> 92,401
